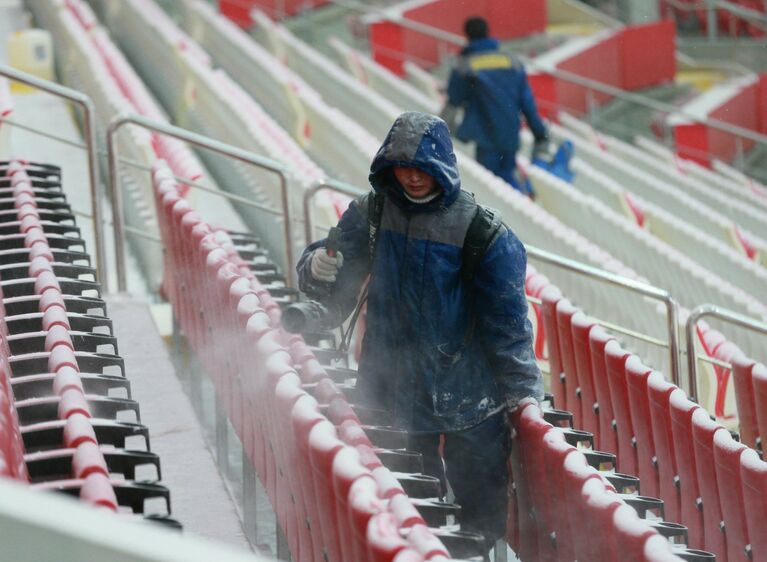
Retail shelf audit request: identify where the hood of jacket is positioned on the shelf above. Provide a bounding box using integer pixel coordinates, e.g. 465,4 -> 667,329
369,111 -> 461,211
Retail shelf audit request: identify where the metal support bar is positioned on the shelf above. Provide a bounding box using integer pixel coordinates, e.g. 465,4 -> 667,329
302,179 -> 366,245
0,64 -> 106,284
526,245 -> 681,387
685,304 -> 767,402
106,114 -> 292,293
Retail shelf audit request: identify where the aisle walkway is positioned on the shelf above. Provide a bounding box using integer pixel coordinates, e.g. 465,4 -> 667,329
106,294 -> 252,552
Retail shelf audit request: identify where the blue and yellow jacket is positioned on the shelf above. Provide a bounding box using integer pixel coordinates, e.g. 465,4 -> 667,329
447,38 -> 547,152
297,112 -> 543,432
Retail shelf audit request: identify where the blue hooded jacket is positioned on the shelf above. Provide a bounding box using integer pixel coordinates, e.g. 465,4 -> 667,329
297,112 -> 543,432
447,38 -> 547,152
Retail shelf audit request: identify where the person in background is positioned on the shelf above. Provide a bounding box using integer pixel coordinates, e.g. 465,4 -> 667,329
442,16 -> 549,195
297,111 -> 543,556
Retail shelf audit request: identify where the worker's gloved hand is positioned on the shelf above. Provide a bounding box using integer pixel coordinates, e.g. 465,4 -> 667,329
310,248 -> 344,283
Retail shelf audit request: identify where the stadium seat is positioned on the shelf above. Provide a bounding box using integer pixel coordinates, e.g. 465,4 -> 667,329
690,409 -> 727,560
605,341 -> 637,476
646,372 -> 681,523
712,430 -> 749,562
541,428 -> 578,561
752,363 -> 767,453
624,358 -> 660,499
556,299 -> 582,426
367,511 -> 409,562
730,353 -> 758,449
740,448 -> 767,561
570,312 -> 599,440
588,325 -> 617,454
540,286 -> 565,410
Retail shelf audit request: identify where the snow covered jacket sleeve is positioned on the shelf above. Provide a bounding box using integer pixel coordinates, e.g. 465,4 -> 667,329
473,226 -> 544,408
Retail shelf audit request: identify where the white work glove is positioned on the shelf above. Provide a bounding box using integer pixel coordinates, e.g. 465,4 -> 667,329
310,248 -> 344,283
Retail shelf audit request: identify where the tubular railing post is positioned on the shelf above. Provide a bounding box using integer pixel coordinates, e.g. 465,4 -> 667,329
303,179 -> 366,246
0,64 -> 106,285
526,245 -> 682,386
685,304 -> 767,403
106,114 -> 292,293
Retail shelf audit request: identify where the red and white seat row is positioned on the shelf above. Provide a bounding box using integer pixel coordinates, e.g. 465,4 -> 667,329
526,264 -> 767,561
0,159 -> 173,522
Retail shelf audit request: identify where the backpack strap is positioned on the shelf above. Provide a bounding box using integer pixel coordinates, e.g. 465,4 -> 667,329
462,204 -> 503,285
367,191 -> 385,262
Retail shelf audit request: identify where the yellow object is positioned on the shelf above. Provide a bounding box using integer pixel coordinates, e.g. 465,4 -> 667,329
7,29 -> 54,93
676,70 -> 726,93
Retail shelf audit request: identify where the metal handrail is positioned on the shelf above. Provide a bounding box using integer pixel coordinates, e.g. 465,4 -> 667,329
106,114 -> 293,293
684,304 -> 767,402
526,245 -> 681,387
0,64 -> 105,284
343,9 -> 767,151
303,179 -> 366,245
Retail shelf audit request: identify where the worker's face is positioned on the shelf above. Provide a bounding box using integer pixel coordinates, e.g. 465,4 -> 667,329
393,166 -> 438,199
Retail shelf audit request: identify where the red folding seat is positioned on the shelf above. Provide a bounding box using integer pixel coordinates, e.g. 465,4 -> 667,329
367,512 -> 409,562
563,453 -> 609,560
730,353 -> 758,449
44,325 -> 74,352
63,412 -> 97,448
690,408 -> 727,560
541,428 -> 578,561
570,312 -> 599,440
712,429 -> 749,562
646,372 -> 681,523
79,472 -> 118,511
752,363 -> 767,452
392,549 -> 423,562
556,299 -> 582,426
332,447 -> 373,562
406,524 -> 450,560
740,448 -> 767,561
624,358 -> 659,499
273,374 -> 308,558
643,535 -> 686,561
579,477 -> 623,561
372,465 -> 406,500
604,340 -> 637,476
71,441 -> 109,479
308,420 -> 346,562
540,286 -> 565,410
510,401 -> 550,562
588,326 -> 617,454
291,395 -> 326,562
348,474 -> 386,562
611,503 -> 662,562
668,389 -> 704,549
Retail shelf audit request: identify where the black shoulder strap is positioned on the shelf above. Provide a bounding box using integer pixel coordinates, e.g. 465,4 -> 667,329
367,191 -> 385,261
461,204 -> 503,285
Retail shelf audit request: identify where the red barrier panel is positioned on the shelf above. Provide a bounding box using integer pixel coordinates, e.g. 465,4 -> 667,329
620,21 -> 676,91
219,0 -> 330,25
368,0 -> 546,74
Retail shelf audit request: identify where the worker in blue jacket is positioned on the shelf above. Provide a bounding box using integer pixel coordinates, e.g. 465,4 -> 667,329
442,17 -> 549,194
297,111 -> 543,552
